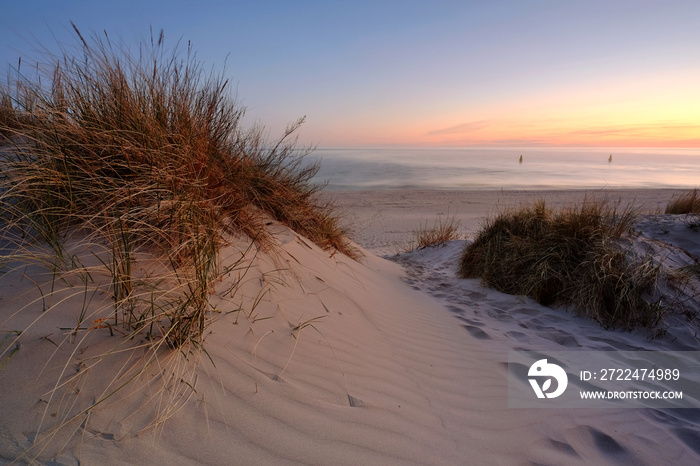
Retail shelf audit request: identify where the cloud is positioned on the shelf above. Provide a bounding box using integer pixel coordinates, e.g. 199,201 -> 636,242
567,123 -> 700,137
419,119 -> 700,147
426,120 -> 492,136
490,138 -> 548,145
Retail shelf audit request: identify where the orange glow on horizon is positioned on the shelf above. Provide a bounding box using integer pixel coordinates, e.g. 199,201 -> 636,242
413,118 -> 700,148
308,101 -> 700,149
413,114 -> 700,148
314,70 -> 700,149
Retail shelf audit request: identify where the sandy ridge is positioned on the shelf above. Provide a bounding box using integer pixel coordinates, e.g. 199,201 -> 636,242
2,189 -> 700,464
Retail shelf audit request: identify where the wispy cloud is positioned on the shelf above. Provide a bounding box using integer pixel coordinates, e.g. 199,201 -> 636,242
419,119 -> 700,147
490,138 -> 548,145
426,120 -> 492,136
568,123 -> 700,137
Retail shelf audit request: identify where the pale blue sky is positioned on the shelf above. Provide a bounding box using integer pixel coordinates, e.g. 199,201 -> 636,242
1,1 -> 699,147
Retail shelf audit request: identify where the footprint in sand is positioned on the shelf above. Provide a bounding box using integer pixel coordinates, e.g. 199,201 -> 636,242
504,330 -> 529,342
456,316 -> 485,327
461,324 -> 491,340
672,428 -> 700,456
564,425 -> 637,463
445,305 -> 466,315
545,438 -> 580,458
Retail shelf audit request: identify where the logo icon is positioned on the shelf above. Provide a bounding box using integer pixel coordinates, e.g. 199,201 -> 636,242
528,359 -> 568,399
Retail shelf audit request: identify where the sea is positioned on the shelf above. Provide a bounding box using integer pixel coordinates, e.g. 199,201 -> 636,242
309,147 -> 700,191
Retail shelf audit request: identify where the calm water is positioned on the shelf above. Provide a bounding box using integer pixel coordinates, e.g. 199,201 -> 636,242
310,147 -> 700,190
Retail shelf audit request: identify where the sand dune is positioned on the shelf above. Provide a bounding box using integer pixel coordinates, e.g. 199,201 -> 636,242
2,189 -> 700,465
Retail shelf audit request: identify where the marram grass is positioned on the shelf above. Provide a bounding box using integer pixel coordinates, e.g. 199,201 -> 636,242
0,26 -> 356,458
666,188 -> 700,215
458,198 -> 667,330
412,213 -> 461,250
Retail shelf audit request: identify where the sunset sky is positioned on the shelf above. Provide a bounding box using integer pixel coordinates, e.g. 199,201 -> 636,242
1,0 -> 699,148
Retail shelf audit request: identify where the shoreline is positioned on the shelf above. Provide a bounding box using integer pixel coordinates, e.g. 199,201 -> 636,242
321,187 -> 689,254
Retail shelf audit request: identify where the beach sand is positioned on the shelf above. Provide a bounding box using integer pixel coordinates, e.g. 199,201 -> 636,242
2,188 -> 700,465
324,188 -> 687,255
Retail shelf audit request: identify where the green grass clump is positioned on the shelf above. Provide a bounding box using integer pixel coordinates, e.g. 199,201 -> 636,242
458,199 -> 664,329
666,189 -> 700,214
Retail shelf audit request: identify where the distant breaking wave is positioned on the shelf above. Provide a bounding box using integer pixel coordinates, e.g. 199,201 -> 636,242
311,147 -> 700,190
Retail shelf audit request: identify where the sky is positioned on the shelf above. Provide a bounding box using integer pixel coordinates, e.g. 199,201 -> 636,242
1,0 -> 699,148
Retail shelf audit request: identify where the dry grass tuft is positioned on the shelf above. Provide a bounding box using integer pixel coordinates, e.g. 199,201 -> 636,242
458,198 -> 667,329
666,189 -> 700,215
0,26 -> 356,455
412,214 -> 461,249
0,26 -> 355,341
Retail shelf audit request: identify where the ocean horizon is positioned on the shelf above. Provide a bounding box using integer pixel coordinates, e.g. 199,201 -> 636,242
311,147 -> 700,191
